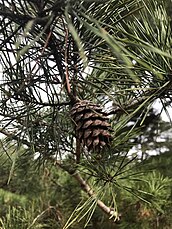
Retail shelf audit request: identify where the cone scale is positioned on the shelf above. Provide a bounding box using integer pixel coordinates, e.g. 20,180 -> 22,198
71,100 -> 113,152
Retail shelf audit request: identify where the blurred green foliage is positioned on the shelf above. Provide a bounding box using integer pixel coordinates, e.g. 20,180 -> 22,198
0,143 -> 172,229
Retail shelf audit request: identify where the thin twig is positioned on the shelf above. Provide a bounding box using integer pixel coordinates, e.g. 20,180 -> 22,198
64,22 -> 71,95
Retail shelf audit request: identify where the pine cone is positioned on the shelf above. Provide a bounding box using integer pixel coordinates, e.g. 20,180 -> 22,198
71,100 -> 113,152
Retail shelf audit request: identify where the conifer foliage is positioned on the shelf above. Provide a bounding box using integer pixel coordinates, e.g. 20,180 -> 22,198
0,0 -> 172,228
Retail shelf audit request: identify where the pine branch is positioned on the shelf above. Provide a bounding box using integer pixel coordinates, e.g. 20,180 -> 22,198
108,80 -> 172,116
0,3 -> 51,25
0,3 -> 31,24
0,3 -> 76,103
55,160 -> 120,222
73,171 -> 118,219
0,129 -> 31,147
47,31 -> 77,103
